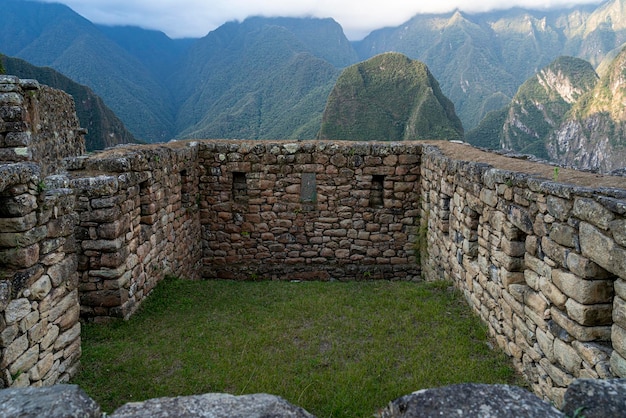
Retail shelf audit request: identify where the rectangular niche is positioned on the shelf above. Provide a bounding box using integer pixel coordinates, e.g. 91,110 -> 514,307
300,172 -> 317,211
369,175 -> 385,208
232,172 -> 248,203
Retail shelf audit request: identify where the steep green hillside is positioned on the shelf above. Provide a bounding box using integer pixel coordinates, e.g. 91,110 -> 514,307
173,18 -> 348,140
1,54 -> 137,151
97,25 -> 194,82
355,1 -> 626,131
0,0 -> 175,142
466,56 -> 598,159
318,53 -> 463,141
546,46 -> 626,172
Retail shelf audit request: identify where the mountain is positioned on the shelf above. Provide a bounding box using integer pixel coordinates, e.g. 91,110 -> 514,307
4,0 -> 626,156
1,54 -> 137,151
172,17 -> 353,140
0,0 -> 180,142
546,46 -> 626,172
318,53 -> 463,141
466,49 -> 626,173
466,56 -> 598,159
354,1 -> 626,131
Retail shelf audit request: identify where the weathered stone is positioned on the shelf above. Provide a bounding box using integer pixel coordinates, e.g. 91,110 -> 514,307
573,197 -> 615,230
541,236 -> 567,267
0,384 -> 100,417
29,275 -> 52,300
3,334 -> 28,366
110,393 -> 314,418
610,219 -> 626,247
579,222 -> 626,277
9,344 -> 39,376
565,298 -> 613,326
53,322 -> 80,350
549,223 -> 578,248
539,275 -> 567,309
539,357 -> 573,388
566,252 -> 610,279
551,307 -> 611,342
547,196 -> 573,221
553,338 -> 582,373
563,379 -> 626,418
551,269 -> 613,305
5,298 -> 32,324
378,383 -> 563,418
507,204 -> 534,235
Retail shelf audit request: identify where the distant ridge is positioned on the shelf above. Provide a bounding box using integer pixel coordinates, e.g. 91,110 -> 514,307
1,55 -> 137,151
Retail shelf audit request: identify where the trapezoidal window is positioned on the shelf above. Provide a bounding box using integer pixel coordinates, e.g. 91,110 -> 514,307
369,175 -> 385,208
232,172 -> 247,203
300,172 -> 317,211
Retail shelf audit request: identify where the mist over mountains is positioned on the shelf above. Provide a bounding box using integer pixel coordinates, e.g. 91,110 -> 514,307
1,0 -> 626,170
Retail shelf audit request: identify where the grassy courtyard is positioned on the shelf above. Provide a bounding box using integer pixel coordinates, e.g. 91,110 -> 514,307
72,278 -> 522,417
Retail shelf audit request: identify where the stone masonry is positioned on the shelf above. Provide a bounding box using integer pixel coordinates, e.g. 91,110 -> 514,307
0,76 -> 84,387
420,145 -> 626,405
1,77 -> 626,407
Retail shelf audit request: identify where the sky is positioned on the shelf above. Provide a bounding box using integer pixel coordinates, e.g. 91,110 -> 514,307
37,0 -> 605,40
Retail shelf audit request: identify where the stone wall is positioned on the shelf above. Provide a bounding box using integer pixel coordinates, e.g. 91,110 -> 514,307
198,140 -> 421,281
2,76 -> 626,405
64,143 -> 203,321
0,75 -> 85,176
0,77 -> 83,387
420,145 -> 626,405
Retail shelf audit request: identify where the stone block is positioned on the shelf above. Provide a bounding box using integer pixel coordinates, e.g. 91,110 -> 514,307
0,385 -> 101,417
539,275 -> 567,309
539,357 -> 573,387
566,252 -> 610,279
5,298 -> 32,324
551,269 -> 613,305
525,253 -> 552,277
565,298 -> 613,326
541,236 -> 567,267
551,307 -> 611,342
553,338 -> 582,374
611,350 -> 626,378
507,204 -> 534,235
536,327 -> 555,362
571,341 -> 611,367
612,324 -> 626,359
549,223 -> 578,248
525,290 -> 548,317
579,222 -> 620,274
378,383 -> 563,418
9,344 -> 39,376
610,218 -> 626,247
3,333 -> 28,366
547,196 -> 573,222
573,197 -> 614,230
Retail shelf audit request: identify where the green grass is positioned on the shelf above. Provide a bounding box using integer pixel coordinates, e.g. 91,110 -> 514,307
73,278 -> 522,417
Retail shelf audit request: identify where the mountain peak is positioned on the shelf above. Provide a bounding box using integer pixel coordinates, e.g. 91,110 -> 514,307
318,52 -> 463,141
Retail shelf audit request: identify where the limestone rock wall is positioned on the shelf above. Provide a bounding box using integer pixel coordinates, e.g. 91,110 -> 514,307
420,145 -> 626,405
2,74 -> 626,403
64,143 -> 203,320
198,140 -> 421,281
0,76 -> 84,388
0,75 -> 85,176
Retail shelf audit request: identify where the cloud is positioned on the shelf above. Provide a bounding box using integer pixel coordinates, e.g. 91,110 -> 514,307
36,0 -> 604,39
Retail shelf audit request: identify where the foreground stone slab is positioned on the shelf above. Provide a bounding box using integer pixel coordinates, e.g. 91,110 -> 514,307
0,384 -> 100,418
562,379 -> 626,418
377,383 -> 564,418
109,393 -> 316,418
